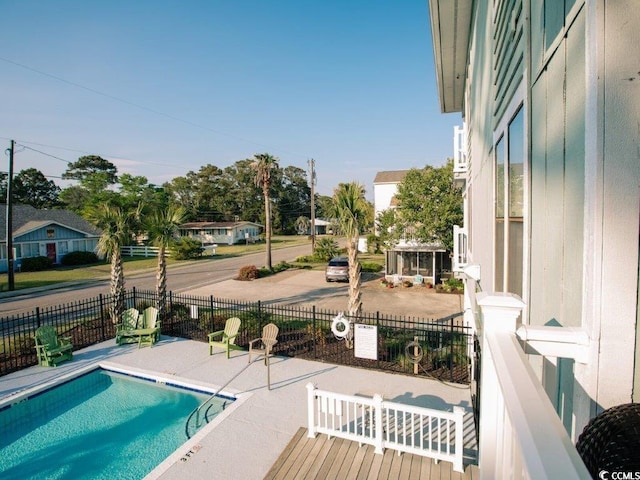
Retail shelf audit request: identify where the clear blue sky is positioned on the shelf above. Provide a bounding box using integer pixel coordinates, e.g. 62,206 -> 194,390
0,0 -> 460,199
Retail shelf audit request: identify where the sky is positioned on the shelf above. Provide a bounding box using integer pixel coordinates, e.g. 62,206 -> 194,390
0,0 -> 461,200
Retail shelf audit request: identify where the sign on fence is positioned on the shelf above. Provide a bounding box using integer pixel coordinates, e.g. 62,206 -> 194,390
354,324 -> 378,360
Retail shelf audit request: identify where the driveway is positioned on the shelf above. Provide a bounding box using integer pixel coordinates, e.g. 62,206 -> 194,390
188,269 -> 463,320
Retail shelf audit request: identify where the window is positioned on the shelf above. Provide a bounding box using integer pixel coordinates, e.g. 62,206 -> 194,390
495,106 -> 525,296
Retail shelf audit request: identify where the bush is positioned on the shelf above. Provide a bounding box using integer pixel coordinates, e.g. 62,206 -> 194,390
171,237 -> 204,260
237,265 -> 259,281
366,233 -> 383,254
20,256 -> 53,272
313,237 -> 341,262
360,261 -> 383,273
61,251 -> 99,266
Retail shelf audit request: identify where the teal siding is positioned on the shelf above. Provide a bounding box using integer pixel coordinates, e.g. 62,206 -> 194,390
15,225 -> 89,243
493,0 -> 525,124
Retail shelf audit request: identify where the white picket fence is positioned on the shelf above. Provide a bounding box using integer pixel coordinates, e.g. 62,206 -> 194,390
121,245 -> 161,257
305,383 -> 465,472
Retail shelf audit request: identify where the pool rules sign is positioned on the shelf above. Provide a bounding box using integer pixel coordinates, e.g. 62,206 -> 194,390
354,324 -> 378,360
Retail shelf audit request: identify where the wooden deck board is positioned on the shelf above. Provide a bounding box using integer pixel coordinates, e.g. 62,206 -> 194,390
264,428 -> 479,480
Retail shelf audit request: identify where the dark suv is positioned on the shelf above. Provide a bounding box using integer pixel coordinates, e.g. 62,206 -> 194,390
325,257 -> 349,282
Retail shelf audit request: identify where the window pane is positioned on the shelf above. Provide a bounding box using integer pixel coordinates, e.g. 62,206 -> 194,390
496,137 -> 505,218
509,107 -> 525,217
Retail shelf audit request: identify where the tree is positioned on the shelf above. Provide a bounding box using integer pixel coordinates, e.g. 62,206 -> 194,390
88,204 -> 140,324
332,182 -> 370,316
62,155 -> 118,194
295,216 -> 311,235
394,160 -> 463,250
11,168 -> 60,208
251,153 -> 279,270
145,205 -> 186,320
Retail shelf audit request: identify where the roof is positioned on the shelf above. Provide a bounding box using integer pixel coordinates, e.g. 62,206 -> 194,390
0,204 -> 102,241
427,0 -> 473,113
373,170 -> 410,184
180,221 -> 263,229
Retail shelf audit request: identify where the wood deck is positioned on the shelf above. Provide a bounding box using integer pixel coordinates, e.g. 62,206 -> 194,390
264,428 -> 480,480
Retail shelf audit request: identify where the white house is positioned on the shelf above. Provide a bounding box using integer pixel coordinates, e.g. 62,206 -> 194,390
429,0 -> 639,476
372,170 -> 408,231
373,169 -> 452,285
178,221 -> 262,246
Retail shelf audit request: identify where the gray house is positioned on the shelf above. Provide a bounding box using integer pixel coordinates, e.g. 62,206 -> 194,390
0,204 -> 102,272
178,221 -> 262,246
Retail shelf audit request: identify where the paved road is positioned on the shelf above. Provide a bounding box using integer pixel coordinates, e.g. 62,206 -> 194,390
0,243 -> 314,317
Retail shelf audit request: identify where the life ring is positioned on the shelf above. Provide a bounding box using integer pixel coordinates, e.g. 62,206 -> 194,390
331,313 -> 351,338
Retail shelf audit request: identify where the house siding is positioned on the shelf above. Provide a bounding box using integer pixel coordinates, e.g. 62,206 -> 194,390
458,0 -> 640,438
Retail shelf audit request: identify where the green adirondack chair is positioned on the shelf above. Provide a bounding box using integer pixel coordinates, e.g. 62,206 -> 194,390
137,306 -> 160,348
115,308 -> 140,345
34,326 -> 73,367
208,317 -> 242,358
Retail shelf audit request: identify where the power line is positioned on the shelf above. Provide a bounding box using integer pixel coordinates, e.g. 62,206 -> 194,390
0,56 -> 311,160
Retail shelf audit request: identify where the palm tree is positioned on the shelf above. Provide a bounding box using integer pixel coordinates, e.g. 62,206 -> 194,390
145,205 -> 186,319
332,182 -> 370,316
88,204 -> 140,324
252,153 -> 279,270
295,215 -> 311,235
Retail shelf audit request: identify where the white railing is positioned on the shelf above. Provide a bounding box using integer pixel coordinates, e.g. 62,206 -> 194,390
453,225 -> 468,272
453,125 -> 467,174
306,383 -> 465,472
121,245 -> 161,257
475,293 -> 590,479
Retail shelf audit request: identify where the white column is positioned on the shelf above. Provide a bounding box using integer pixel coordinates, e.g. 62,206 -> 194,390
306,383 -> 316,438
477,292 -> 525,480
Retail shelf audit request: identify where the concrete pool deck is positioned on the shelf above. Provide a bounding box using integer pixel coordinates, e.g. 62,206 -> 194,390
0,338 -> 477,479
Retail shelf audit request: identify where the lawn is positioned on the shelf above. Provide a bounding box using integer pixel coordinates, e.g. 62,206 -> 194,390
0,235 -> 312,291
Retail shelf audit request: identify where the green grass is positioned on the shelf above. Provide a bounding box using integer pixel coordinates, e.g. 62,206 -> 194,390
0,235 -> 313,292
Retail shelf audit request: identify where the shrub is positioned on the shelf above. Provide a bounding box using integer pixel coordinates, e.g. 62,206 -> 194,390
61,251 -> 99,266
360,262 -> 383,273
20,256 -> 53,272
313,237 -> 341,262
366,233 -> 383,254
171,237 -> 204,260
237,265 -> 259,281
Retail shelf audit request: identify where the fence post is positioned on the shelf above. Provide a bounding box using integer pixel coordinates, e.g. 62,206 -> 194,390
306,382 -> 316,438
210,296 -> 215,331
169,291 -> 174,334
373,394 -> 384,454
257,300 -> 263,332
132,286 -> 137,309
99,294 -> 106,340
36,306 -> 41,328
453,406 -> 465,472
450,315 -> 454,382
312,305 -> 317,358
376,311 -> 380,370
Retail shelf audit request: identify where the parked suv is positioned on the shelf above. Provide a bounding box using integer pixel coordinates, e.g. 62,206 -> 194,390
325,257 -> 349,282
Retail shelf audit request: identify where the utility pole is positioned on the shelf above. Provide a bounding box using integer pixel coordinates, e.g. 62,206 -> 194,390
5,140 -> 15,291
308,159 -> 316,253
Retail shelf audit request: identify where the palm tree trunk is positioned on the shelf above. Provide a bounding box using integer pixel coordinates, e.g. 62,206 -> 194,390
110,249 -> 125,324
264,186 -> 272,270
346,237 -> 362,316
156,246 -> 167,320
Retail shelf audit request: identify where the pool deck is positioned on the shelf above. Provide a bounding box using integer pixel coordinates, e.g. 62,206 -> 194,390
0,338 -> 477,480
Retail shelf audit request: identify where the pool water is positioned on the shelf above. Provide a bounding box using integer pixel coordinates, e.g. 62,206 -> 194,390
0,369 -> 228,480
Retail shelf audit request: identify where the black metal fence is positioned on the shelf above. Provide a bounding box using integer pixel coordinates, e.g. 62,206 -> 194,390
1,288 -> 471,383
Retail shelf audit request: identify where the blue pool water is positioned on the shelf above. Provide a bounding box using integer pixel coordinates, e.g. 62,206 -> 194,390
0,368 -> 230,480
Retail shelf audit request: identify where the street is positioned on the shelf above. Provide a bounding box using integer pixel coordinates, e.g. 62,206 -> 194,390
0,243 -> 314,317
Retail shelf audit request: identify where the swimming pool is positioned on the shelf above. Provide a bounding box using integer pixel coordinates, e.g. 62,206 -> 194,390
0,367 -> 232,480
